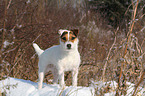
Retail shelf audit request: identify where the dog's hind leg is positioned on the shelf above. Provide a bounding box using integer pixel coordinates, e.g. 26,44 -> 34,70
52,67 -> 58,84
38,59 -> 48,89
38,71 -> 44,89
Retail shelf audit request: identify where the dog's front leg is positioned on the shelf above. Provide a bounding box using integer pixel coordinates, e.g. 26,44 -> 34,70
72,69 -> 78,87
58,70 -> 65,88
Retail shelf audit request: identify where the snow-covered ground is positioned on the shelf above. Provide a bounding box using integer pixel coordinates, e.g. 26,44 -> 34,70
91,80 -> 145,96
0,77 -> 94,96
0,77 -> 144,96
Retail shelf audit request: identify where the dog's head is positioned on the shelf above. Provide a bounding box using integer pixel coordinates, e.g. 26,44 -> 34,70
58,29 -> 79,51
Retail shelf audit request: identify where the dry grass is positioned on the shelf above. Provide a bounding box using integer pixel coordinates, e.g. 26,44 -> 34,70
0,0 -> 145,95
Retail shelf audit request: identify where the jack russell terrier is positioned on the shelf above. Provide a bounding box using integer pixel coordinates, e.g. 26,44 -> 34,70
33,29 -> 81,89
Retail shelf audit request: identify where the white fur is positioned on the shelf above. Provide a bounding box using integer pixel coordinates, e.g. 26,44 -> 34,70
33,31 -> 80,89
58,29 -> 70,35
33,43 -> 44,57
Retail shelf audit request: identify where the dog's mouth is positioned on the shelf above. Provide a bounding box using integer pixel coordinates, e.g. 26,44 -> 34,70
60,42 -> 75,51
67,48 -> 71,50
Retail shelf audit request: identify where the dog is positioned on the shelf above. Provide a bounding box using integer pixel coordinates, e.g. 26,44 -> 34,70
33,29 -> 81,89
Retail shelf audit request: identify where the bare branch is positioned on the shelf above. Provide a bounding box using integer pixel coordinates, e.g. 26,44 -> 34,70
102,27 -> 118,82
132,70 -> 145,96
117,0 -> 140,95
7,0 -> 12,9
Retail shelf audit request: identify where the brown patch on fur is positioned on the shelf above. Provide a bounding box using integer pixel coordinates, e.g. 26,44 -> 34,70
61,31 -> 77,43
69,31 -> 77,43
71,29 -> 79,36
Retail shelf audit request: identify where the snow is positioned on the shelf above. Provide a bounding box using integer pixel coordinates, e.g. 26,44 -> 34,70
90,80 -> 145,96
26,0 -> 31,4
90,80 -> 117,96
1,78 -> 144,96
3,40 -> 14,48
0,77 -> 94,96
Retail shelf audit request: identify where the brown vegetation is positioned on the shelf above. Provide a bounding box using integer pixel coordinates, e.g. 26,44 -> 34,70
0,0 -> 144,95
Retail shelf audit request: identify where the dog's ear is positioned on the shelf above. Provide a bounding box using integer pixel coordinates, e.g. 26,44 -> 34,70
58,29 -> 64,35
71,29 -> 79,37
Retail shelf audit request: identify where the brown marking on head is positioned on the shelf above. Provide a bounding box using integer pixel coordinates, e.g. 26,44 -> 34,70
71,29 -> 79,37
60,31 -> 69,43
69,31 -> 78,43
60,30 -> 78,43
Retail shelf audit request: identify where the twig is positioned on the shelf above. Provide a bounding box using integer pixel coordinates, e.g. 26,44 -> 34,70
7,0 -> 12,9
0,2 -> 7,49
124,0 -> 136,15
7,51 -> 25,77
132,70 -> 145,96
32,34 -> 41,43
141,38 -> 145,47
117,0 -> 139,95
0,0 -> 8,64
102,27 -> 118,82
2,47 -> 17,55
6,34 -> 41,77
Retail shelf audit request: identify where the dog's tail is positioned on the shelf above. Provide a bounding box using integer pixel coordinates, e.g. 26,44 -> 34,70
33,43 -> 44,57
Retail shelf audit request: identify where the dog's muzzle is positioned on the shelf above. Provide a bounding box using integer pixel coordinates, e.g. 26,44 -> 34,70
67,44 -> 71,49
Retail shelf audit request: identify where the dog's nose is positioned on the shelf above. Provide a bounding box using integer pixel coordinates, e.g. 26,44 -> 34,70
67,44 -> 71,49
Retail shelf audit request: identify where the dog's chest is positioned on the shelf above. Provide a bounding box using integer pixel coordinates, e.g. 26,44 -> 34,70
57,52 -> 80,71
43,45 -> 80,71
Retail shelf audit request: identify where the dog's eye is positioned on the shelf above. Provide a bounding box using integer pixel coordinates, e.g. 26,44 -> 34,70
62,37 -> 66,40
71,37 -> 76,40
